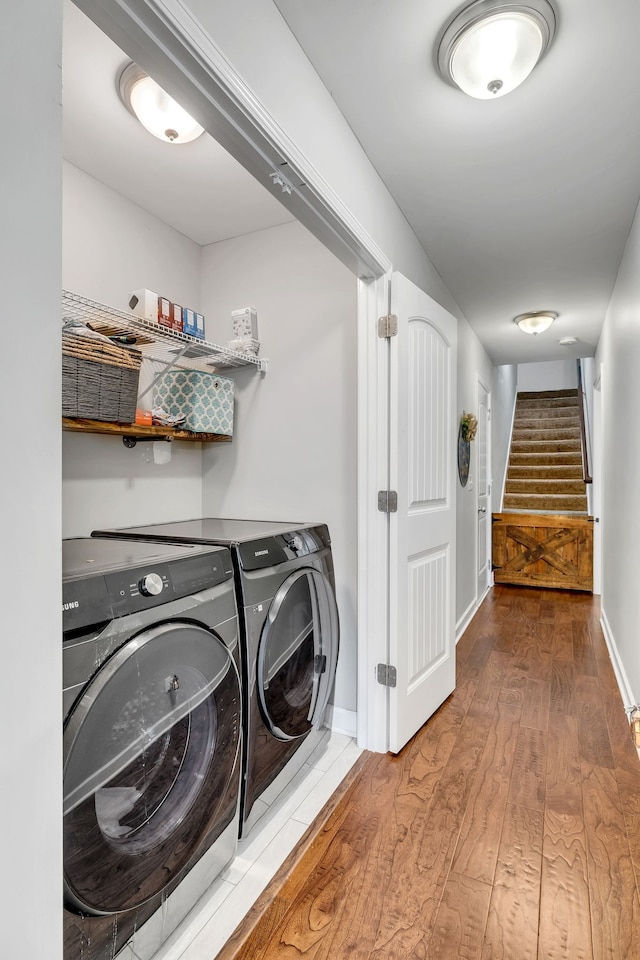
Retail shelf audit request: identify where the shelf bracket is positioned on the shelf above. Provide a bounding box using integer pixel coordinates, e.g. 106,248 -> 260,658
136,343 -> 192,404
122,435 -> 173,449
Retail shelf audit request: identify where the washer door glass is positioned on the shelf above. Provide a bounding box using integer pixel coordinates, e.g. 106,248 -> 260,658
63,621 -> 240,916
258,568 -> 339,740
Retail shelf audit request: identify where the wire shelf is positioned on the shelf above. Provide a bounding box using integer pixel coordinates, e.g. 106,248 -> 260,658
62,290 -> 268,374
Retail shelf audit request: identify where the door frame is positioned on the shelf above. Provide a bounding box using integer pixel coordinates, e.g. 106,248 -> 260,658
357,274 -> 392,751
476,374 -> 492,604
74,0 -> 392,751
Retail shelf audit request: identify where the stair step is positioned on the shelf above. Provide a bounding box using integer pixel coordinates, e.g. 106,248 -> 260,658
505,479 -> 586,495
510,442 -> 583,457
508,465 -> 584,480
509,450 -> 583,465
511,427 -> 581,443
516,397 -> 579,411
517,389 -> 579,400
513,416 -> 580,431
503,493 -> 588,511
514,405 -> 580,421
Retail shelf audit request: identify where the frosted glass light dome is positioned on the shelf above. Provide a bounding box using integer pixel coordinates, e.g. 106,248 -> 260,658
119,62 -> 204,144
514,311 -> 557,335
436,1 -> 556,100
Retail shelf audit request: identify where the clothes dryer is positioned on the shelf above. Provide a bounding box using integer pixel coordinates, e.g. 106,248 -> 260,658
63,537 -> 242,960
92,520 -> 340,837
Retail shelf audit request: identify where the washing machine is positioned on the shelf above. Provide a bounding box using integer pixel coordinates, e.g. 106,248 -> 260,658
62,537 -> 242,960
92,519 -> 340,838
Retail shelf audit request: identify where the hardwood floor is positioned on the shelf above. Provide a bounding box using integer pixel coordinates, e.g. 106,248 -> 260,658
217,586 -> 640,960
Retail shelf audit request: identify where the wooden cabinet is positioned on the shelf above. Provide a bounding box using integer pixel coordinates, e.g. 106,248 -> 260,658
492,512 -> 594,592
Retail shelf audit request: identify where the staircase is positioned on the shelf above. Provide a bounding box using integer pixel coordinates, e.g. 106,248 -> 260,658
503,389 -> 588,513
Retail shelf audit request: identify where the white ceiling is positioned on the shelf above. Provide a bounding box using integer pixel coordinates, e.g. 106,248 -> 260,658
64,0 -> 640,365
272,0 -> 640,364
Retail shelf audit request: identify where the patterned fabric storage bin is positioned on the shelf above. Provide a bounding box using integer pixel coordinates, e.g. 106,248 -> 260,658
154,369 -> 234,436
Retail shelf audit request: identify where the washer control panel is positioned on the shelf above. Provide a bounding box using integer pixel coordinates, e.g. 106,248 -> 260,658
63,550 -> 233,633
105,564 -> 171,617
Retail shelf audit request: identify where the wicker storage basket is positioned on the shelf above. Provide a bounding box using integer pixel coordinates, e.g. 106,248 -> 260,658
62,321 -> 142,424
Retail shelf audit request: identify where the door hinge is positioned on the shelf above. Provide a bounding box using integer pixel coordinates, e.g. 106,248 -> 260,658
377,664 -> 397,687
378,314 -> 398,338
378,490 -> 398,513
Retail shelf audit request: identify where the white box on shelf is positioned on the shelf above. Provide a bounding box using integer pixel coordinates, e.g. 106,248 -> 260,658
231,306 -> 258,339
129,288 -> 159,322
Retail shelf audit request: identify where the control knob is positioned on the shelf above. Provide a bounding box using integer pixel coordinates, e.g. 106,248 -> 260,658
139,572 -> 164,597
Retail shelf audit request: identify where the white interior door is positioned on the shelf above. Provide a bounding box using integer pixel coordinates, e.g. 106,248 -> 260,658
388,272 -> 457,754
477,379 -> 491,600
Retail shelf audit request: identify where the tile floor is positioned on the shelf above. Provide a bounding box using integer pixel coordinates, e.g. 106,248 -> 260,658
123,731 -> 363,960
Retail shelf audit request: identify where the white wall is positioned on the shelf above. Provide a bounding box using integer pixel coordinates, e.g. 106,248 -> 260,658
63,162 -> 203,311
517,358 -> 578,392
491,365 -> 519,510
200,221 -> 358,717
62,162 -> 204,535
456,315 -> 495,629
595,195 -> 640,706
3,4 -> 63,958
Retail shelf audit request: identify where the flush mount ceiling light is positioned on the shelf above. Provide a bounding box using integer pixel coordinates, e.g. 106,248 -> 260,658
514,311 -> 558,335
436,0 -> 557,99
118,62 -> 204,144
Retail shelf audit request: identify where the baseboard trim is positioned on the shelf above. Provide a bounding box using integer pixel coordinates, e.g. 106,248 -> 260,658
456,596 -> 479,643
327,705 -> 357,738
600,606 -> 637,709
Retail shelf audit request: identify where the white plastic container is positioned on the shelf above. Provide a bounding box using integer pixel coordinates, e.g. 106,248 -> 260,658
231,306 -> 258,339
128,288 -> 159,322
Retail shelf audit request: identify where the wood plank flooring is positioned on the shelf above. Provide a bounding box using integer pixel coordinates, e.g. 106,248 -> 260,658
217,586 -> 640,960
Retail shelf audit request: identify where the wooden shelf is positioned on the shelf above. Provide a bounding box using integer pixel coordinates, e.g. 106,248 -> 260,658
62,417 -> 232,443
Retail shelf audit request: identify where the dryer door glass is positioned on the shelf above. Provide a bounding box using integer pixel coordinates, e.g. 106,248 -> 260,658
63,621 -> 240,916
258,568 -> 339,740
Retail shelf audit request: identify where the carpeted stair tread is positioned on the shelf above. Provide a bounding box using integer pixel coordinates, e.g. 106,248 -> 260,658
508,465 -> 583,480
514,405 -> 580,420
509,451 -> 583,466
503,493 -> 588,511
517,394 -> 579,405
514,415 -> 580,429
510,438 -> 582,453
503,388 -> 587,514
505,478 -> 587,495
516,396 -> 579,409
511,427 -> 581,443
517,389 -> 578,400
